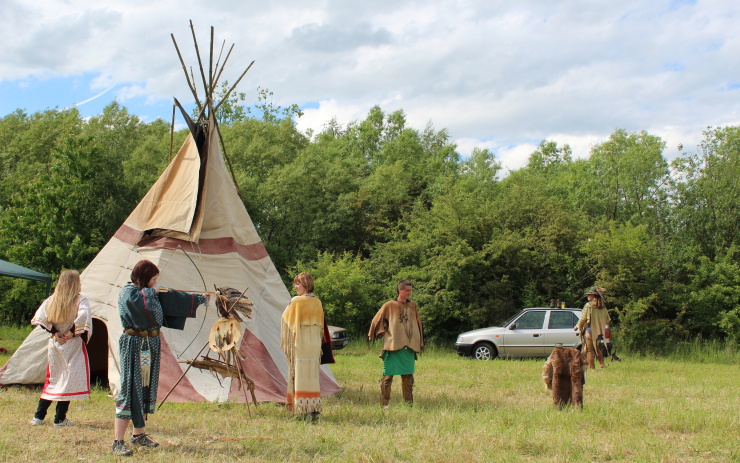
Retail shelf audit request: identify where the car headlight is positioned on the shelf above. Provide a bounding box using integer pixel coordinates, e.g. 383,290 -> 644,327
456,336 -> 463,344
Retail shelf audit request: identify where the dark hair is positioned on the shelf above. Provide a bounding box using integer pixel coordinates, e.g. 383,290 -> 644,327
293,272 -> 315,293
131,260 -> 160,288
397,279 -> 412,293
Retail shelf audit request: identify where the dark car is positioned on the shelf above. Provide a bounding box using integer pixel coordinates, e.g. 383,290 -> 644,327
328,325 -> 350,350
454,307 -> 583,360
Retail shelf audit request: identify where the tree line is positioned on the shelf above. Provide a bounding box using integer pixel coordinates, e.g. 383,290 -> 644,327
1,100 -> 739,353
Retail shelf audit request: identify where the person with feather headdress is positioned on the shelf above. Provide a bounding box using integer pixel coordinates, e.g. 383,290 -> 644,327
574,287 -> 610,369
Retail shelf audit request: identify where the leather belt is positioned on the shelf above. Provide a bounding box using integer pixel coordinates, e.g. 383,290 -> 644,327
124,328 -> 160,337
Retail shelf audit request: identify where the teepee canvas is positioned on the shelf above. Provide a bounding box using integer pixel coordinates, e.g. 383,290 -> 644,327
0,25 -> 341,404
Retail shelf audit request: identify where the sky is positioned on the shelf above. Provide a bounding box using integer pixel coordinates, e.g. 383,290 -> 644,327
1,0 -> 739,172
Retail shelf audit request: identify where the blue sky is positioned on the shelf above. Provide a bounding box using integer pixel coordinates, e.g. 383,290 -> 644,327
1,1 -> 739,171
3,75 -> 127,117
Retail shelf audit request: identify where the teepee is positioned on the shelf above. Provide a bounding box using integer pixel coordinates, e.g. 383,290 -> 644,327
0,23 -> 341,404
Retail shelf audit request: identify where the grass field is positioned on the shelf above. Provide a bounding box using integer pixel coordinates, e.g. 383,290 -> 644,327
0,327 -> 738,462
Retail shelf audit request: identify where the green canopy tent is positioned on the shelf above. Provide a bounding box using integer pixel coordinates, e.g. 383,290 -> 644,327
0,259 -> 52,295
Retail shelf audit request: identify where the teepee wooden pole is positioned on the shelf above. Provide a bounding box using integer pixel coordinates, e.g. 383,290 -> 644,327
171,34 -> 202,110
212,60 -> 255,115
169,103 -> 176,161
210,110 -> 244,199
212,43 -> 234,93
209,27 -> 214,99
189,21 -> 210,105
213,40 -> 226,77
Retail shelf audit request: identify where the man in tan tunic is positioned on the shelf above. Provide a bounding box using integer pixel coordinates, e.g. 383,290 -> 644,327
574,287 -> 610,369
368,280 -> 424,408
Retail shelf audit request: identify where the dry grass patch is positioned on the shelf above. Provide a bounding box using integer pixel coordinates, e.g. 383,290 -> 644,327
0,338 -> 738,462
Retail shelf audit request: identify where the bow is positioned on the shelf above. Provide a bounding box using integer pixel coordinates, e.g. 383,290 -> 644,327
177,244 -> 209,357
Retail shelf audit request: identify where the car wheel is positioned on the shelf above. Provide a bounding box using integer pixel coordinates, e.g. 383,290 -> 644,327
473,342 -> 498,360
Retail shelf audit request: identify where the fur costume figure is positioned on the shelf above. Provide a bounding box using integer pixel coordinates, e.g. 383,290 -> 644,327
542,346 -> 587,408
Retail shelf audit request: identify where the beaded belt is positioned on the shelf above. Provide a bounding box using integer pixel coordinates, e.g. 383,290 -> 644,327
124,328 -> 160,337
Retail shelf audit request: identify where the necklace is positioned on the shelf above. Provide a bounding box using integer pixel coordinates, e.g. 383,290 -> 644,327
396,299 -> 414,339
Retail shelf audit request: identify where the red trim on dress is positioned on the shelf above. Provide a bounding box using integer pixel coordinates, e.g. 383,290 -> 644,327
141,289 -> 156,327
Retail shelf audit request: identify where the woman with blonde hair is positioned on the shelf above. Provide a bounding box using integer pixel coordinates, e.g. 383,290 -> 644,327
30,269 -> 91,427
280,272 -> 327,422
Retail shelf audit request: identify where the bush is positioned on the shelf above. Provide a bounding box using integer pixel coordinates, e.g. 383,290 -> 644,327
617,295 -> 688,354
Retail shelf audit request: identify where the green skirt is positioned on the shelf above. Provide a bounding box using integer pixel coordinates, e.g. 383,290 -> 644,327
382,347 -> 415,375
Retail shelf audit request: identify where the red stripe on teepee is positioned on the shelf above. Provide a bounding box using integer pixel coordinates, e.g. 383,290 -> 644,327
157,335 -> 207,403
229,329 -> 288,403
114,224 -> 269,261
319,367 -> 342,397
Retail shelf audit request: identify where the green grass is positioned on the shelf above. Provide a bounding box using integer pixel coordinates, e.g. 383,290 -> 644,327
0,325 -> 33,366
660,338 -> 740,364
0,337 -> 738,462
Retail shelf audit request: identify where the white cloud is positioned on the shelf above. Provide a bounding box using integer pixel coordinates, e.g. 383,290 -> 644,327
1,0 -> 739,169
295,99 -> 366,136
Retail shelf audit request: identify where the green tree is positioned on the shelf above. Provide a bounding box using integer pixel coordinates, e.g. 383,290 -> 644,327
675,246 -> 740,340
670,126 -> 740,261
579,130 -> 669,225
245,87 -> 304,123
0,108 -> 84,207
526,140 -> 573,172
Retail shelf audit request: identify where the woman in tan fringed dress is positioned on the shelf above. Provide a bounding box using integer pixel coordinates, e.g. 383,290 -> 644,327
281,272 -> 325,422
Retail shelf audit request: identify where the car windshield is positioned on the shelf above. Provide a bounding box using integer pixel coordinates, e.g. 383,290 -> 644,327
501,310 -> 542,327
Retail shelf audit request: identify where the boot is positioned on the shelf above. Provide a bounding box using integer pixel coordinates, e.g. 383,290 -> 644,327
595,348 -> 605,368
401,374 -> 414,406
380,375 -> 393,408
585,343 -> 596,370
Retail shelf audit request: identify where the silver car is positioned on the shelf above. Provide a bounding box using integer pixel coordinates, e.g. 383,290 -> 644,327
328,325 -> 350,350
454,307 -> 583,360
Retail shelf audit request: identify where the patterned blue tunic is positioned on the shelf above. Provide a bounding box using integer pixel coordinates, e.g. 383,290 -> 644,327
115,284 -> 205,427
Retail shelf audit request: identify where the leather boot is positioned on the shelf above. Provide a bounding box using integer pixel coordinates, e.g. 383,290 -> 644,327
595,348 -> 605,368
380,375 -> 393,408
401,374 -> 414,405
586,350 -> 595,370
584,338 -> 596,370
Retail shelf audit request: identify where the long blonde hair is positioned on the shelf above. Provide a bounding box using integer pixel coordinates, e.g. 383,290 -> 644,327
46,270 -> 81,325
